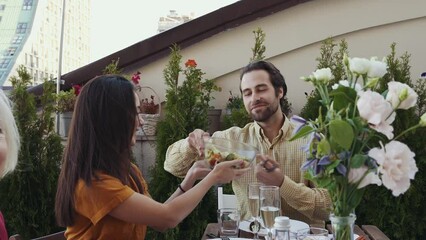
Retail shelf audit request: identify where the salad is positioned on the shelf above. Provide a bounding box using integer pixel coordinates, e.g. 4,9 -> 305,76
205,146 -> 251,169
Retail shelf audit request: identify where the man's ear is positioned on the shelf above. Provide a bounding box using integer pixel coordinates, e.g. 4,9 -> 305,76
278,87 -> 284,99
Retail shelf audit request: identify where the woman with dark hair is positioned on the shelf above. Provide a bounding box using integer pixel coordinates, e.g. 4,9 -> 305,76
55,75 -> 248,239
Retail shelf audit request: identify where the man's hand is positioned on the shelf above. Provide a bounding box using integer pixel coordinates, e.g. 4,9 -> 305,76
187,129 -> 210,158
255,155 -> 284,187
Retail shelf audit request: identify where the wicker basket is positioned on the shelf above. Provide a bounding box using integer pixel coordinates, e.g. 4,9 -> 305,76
139,86 -> 161,136
140,113 -> 160,135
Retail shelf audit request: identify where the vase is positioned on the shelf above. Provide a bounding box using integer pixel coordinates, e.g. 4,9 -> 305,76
330,213 -> 356,240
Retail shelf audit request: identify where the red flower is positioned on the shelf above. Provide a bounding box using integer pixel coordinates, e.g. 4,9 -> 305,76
132,71 -> 141,85
72,84 -> 82,96
185,59 -> 197,68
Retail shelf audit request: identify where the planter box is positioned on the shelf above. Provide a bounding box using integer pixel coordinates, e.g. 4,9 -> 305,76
59,112 -> 73,137
207,109 -> 222,134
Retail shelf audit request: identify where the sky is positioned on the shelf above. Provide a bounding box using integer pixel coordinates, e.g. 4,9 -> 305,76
90,0 -> 238,62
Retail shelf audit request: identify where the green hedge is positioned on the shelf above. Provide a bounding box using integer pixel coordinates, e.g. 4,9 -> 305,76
0,66 -> 63,239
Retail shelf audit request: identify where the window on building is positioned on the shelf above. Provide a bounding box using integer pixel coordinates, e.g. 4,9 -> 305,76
0,5 -> 5,11
0,58 -> 11,69
11,35 -> 24,44
34,70 -> 38,82
22,0 -> 33,10
4,47 -> 17,56
16,23 -> 28,34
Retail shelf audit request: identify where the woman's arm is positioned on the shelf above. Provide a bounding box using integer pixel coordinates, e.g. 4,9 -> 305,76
109,159 -> 248,230
164,160 -> 211,204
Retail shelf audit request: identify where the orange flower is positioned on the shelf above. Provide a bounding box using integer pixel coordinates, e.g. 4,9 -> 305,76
185,59 -> 197,68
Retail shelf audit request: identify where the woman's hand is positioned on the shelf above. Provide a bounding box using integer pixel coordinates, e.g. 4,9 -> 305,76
210,159 -> 250,184
187,160 -> 211,181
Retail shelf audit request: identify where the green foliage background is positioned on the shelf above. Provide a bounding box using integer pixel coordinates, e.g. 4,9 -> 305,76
147,45 -> 220,239
0,66 -> 63,239
300,39 -> 426,239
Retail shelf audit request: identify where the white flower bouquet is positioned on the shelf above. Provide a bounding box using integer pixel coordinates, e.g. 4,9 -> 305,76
290,55 -> 426,240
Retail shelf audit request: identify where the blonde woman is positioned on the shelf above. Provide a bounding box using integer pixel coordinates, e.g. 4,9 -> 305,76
0,89 -> 20,239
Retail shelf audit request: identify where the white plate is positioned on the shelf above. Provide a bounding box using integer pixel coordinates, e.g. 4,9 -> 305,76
239,219 -> 309,236
328,233 -> 359,240
211,238 -> 252,240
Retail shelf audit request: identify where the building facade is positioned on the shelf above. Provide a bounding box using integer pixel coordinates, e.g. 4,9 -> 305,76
157,10 -> 194,33
0,0 -> 90,86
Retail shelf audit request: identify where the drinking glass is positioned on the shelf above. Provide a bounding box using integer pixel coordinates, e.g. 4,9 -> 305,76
260,186 -> 281,240
248,182 -> 262,239
297,227 -> 329,240
217,208 -> 241,237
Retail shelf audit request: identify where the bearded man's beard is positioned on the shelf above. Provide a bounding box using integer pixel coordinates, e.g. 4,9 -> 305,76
250,102 -> 279,122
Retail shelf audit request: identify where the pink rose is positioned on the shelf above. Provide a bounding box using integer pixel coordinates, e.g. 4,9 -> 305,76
386,81 -> 418,110
357,90 -> 395,139
348,166 -> 381,189
368,141 -> 418,196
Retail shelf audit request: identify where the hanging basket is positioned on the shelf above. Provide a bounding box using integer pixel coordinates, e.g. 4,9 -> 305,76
139,86 -> 161,136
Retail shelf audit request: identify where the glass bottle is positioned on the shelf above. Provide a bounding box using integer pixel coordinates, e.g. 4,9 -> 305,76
274,216 -> 291,240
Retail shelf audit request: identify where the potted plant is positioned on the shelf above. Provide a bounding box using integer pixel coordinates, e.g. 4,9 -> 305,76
56,84 -> 81,137
131,71 -> 161,135
140,95 -> 159,114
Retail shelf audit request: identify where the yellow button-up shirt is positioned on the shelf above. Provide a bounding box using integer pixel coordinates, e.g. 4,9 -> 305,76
164,117 -> 331,225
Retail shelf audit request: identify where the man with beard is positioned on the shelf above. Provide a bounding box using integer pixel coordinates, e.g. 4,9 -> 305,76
164,61 -> 331,225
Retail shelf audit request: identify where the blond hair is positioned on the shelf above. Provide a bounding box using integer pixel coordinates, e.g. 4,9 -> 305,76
0,90 -> 20,178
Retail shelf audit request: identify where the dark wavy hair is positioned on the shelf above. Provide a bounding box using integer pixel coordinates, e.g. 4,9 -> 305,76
240,60 -> 287,107
55,75 -> 141,226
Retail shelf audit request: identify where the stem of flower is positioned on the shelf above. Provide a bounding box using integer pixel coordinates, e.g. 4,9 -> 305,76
394,124 -> 420,140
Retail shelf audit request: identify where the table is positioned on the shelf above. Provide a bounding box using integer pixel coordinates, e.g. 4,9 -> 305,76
201,223 -> 390,240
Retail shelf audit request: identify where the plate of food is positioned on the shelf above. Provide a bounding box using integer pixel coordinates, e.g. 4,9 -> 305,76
239,219 -> 309,236
204,138 -> 257,169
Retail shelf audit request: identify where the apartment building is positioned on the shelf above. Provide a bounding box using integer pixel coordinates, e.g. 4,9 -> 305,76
0,0 -> 90,86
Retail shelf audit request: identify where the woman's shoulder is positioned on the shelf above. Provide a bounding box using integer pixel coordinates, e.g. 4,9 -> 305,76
75,172 -> 129,193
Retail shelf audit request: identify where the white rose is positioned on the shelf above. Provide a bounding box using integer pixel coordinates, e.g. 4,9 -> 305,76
349,57 -> 370,75
368,141 -> 418,196
386,81 -> 418,110
332,80 -> 362,92
357,90 -> 395,139
367,58 -> 387,78
348,166 -> 381,189
312,68 -> 333,83
420,113 -> 426,127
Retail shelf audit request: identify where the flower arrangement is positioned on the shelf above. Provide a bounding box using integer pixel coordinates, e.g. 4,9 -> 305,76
291,55 -> 425,240
56,84 -> 81,113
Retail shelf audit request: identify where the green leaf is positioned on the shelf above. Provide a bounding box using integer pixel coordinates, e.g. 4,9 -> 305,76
317,139 -> 331,155
329,119 -> 354,150
325,159 -> 341,174
350,154 -> 368,168
329,86 -> 357,112
289,125 -> 314,141
316,177 -> 333,188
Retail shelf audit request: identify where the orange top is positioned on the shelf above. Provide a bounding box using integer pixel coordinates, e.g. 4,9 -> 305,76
65,164 -> 150,240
